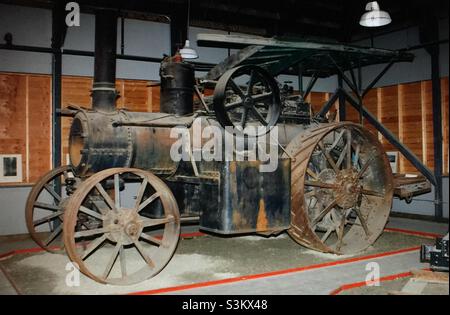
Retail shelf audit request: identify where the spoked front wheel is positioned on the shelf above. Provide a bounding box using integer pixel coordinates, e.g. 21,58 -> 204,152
25,165 -> 74,253
63,168 -> 180,285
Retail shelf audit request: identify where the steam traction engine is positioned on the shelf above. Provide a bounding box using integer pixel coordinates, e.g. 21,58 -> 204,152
26,12 -> 396,285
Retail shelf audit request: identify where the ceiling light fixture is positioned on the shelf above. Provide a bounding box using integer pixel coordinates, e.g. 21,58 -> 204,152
359,1 -> 392,28
179,0 -> 199,59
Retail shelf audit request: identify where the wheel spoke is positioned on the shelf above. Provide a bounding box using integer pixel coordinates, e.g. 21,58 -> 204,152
44,224 -> 62,246
119,245 -> 127,278
102,242 -> 121,280
140,232 -> 162,246
354,207 -> 371,237
74,227 -> 111,238
133,240 -> 155,268
114,174 -> 120,208
311,199 -> 338,226
306,168 -> 319,180
361,189 -> 384,198
246,70 -> 256,95
140,215 -> 174,228
229,80 -> 246,99
251,92 -> 273,103
321,227 -> 334,243
95,183 -> 118,212
225,100 -> 244,111
335,143 -> 348,170
134,178 -> 148,209
79,206 -> 103,221
318,142 -> 339,173
81,234 -> 107,260
250,106 -> 268,126
44,184 -> 61,202
336,214 -> 346,251
346,130 -> 352,169
304,180 -> 338,189
330,130 -> 345,151
137,192 -> 160,212
34,202 -> 61,211
33,211 -> 64,226
357,156 -> 373,178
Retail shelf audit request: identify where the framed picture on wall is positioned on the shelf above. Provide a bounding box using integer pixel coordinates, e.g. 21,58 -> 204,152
0,154 -> 23,183
386,151 -> 399,174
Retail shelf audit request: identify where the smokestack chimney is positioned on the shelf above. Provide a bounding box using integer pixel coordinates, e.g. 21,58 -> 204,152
92,10 -> 118,112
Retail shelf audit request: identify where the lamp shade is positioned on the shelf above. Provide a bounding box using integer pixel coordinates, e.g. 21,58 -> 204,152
359,1 -> 392,27
179,40 -> 198,59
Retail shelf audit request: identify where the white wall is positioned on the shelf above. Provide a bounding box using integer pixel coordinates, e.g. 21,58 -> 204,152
354,19 -> 449,87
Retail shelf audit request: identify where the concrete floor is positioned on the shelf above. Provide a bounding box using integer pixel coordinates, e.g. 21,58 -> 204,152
0,217 -> 447,295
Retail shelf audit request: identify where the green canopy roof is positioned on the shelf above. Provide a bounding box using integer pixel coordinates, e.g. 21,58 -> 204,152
197,34 -> 414,80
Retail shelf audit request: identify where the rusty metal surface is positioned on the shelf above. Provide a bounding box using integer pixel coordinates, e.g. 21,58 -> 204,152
394,174 -> 432,201
283,122 -> 394,255
63,167 -> 180,285
198,159 -> 291,235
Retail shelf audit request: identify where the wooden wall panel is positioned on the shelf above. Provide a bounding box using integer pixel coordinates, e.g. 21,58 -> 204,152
442,77 -> 449,175
0,71 -> 448,185
0,74 -> 27,182
362,89 -> 380,139
122,80 -> 151,112
398,82 -> 423,173
379,86 -> 400,153
306,92 -> 329,116
27,75 -> 51,182
421,81 -> 434,170
150,86 -> 160,112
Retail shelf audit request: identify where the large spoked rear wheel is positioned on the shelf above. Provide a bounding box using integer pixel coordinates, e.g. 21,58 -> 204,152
63,168 -> 180,285
25,165 -> 74,253
284,122 -> 394,255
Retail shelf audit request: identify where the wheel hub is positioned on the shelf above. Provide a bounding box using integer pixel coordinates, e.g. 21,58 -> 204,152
104,209 -> 143,245
243,96 -> 253,108
334,169 -> 361,209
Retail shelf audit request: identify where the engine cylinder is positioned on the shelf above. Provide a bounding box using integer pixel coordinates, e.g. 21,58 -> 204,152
159,61 -> 195,116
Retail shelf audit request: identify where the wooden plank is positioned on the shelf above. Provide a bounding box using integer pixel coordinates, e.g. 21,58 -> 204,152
122,80 -> 150,112
379,85 -> 400,153
398,82 -> 423,174
27,75 -> 52,183
362,88 -> 379,139
0,74 -> 28,183
421,81 -> 434,170
150,85 -> 160,112
308,92 -> 329,117
442,77 -> 449,175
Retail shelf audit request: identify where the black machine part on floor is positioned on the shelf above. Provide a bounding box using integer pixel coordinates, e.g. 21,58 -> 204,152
420,233 -> 449,272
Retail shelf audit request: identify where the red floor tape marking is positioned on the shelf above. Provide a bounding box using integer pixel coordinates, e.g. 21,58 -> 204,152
129,246 -> 420,295
329,271 -> 413,295
384,227 -> 441,239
